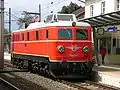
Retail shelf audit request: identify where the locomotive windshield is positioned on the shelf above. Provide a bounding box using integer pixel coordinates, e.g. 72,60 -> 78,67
58,29 -> 72,40
76,29 -> 88,40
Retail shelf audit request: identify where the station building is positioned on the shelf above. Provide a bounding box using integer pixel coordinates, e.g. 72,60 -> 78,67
78,0 -> 120,64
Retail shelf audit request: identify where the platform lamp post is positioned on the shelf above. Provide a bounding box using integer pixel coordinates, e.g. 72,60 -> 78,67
0,0 -> 4,69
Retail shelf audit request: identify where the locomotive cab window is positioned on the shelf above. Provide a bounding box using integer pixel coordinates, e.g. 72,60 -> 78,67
76,29 -> 88,40
58,29 -> 72,40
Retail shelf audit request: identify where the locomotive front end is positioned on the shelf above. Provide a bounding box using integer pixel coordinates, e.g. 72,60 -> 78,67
49,24 -> 94,78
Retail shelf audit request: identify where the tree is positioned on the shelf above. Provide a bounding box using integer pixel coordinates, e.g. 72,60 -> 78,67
17,14 -> 34,29
59,2 -> 80,14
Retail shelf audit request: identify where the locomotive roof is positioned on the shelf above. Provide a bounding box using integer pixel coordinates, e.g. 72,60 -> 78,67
12,21 -> 91,33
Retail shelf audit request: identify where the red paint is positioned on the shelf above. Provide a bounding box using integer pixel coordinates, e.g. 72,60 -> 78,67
11,26 -> 93,62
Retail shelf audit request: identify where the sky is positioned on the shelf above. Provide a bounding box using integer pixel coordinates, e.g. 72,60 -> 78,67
5,0 -> 85,30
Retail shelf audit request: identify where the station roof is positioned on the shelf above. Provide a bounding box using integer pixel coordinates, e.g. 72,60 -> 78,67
78,10 -> 120,27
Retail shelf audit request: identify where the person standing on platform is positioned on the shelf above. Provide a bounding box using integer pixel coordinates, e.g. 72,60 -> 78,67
100,47 -> 106,65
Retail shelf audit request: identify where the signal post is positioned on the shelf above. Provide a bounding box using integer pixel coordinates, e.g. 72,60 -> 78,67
0,0 -> 4,69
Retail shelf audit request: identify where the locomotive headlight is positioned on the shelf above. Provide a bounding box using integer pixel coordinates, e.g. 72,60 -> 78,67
57,45 -> 65,53
72,22 -> 76,27
83,46 -> 90,53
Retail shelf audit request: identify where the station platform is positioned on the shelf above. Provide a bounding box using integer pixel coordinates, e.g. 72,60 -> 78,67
92,64 -> 120,88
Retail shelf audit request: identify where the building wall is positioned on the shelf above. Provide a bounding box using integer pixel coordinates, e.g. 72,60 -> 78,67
85,0 -> 118,18
85,0 -> 120,63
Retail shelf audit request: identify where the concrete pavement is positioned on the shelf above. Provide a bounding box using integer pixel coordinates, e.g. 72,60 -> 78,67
4,52 -> 10,60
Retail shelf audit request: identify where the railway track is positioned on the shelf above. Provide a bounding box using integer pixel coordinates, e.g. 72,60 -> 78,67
0,77 -> 19,90
1,61 -> 46,90
60,80 -> 120,90
4,59 -> 120,90
84,81 -> 120,90
3,60 -> 28,73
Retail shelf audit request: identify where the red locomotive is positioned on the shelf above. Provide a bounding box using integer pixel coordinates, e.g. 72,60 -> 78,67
11,14 -> 94,78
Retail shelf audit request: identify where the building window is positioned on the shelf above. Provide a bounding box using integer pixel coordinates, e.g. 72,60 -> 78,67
22,33 -> 24,41
27,32 -> 29,41
36,31 -> 39,40
90,5 -> 94,17
117,0 -> 119,10
101,1 -> 105,14
46,30 -> 48,39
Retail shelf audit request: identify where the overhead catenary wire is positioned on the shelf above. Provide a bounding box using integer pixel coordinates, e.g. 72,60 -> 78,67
5,0 -> 81,18
42,0 -> 69,10
9,0 -> 70,13
4,0 -> 83,23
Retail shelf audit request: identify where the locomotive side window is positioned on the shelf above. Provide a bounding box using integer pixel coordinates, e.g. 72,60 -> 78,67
18,34 -> 19,41
16,35 -> 17,41
22,33 -> 24,41
36,31 -> 39,40
14,35 -> 16,41
12,34 -> 14,42
46,30 -> 48,39
58,29 -> 72,40
76,29 -> 88,40
15,35 -> 17,41
13,34 -> 15,41
27,32 -> 29,41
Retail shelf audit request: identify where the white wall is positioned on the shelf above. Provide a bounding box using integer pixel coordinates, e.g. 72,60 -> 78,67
85,0 -> 117,18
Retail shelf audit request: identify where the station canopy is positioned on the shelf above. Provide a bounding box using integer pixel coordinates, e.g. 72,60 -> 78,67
78,11 -> 120,27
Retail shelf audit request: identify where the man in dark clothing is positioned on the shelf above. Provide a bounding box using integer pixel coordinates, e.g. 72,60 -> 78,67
100,47 -> 106,65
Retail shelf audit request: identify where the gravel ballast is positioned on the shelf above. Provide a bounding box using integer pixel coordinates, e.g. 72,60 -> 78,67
3,53 -> 79,90
0,73 -> 47,90
12,72 -> 78,90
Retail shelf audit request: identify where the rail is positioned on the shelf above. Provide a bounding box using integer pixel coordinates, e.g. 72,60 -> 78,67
0,78 -> 20,90
60,80 -> 120,90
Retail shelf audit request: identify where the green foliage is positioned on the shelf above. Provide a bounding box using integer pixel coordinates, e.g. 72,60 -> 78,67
59,2 -> 79,14
17,14 -> 34,28
17,18 -> 26,25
